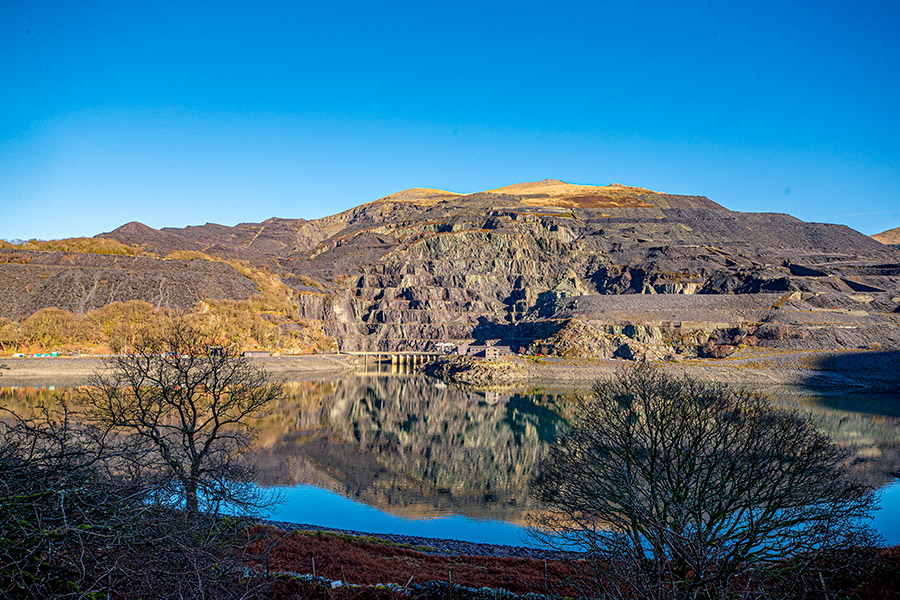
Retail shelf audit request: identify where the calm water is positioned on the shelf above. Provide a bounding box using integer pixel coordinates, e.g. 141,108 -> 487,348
4,376 -> 900,546
246,375 -> 900,546
270,485 -> 537,547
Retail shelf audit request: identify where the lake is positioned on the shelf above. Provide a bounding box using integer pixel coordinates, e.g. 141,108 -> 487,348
3,374 -> 899,547
246,375 -> 900,546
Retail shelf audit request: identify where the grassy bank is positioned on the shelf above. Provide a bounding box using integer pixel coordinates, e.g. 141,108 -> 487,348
248,526 -> 900,599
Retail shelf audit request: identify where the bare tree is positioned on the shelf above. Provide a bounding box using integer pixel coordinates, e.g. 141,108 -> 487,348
0,399 -> 125,598
0,396 -> 275,599
0,336 -> 285,598
531,365 -> 878,600
80,321 -> 283,518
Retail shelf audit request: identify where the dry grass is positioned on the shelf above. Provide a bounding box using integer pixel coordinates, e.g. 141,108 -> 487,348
872,226 -> 900,245
368,180 -> 661,210
0,237 -> 147,256
246,527 -> 900,600
374,188 -> 463,206
0,249 -> 335,354
245,527 -> 577,596
164,249 -> 217,261
488,179 -> 656,209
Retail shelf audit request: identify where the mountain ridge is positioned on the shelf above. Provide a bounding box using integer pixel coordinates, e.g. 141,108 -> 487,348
2,179 -> 899,356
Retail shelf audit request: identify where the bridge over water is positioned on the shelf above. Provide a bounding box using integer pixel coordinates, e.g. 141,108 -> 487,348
338,351 -> 443,370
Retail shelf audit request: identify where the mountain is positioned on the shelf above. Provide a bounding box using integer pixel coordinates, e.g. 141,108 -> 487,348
2,179 -> 899,355
873,226 -> 900,246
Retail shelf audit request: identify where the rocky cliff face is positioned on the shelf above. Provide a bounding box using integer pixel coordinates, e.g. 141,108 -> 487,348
280,180 -> 900,353
4,179 -> 899,354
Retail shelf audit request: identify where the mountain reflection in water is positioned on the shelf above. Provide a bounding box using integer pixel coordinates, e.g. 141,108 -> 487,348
250,376 -> 572,523
2,377 -> 899,544
248,376 -> 900,533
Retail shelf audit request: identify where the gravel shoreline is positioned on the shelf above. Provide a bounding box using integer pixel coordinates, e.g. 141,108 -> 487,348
260,519 -> 578,560
424,348 -> 900,391
3,349 -> 898,391
0,355 -> 360,387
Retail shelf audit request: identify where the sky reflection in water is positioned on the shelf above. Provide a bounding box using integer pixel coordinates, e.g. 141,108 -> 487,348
269,484 -> 537,547
873,483 -> 900,545
267,476 -> 900,548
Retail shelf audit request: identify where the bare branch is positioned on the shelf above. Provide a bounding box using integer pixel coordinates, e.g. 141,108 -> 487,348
79,320 -> 283,519
531,364 -> 879,600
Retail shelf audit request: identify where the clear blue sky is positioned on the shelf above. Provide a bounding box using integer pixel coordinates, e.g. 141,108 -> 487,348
2,0 -> 898,240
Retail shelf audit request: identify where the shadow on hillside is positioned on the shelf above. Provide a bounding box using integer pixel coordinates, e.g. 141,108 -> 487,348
470,318 -> 566,351
799,350 -> 900,405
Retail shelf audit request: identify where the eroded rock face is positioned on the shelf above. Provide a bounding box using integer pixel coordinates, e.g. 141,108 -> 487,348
276,183 -> 900,353
6,180 -> 900,356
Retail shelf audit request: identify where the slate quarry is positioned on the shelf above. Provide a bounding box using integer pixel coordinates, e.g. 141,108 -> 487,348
4,179 -> 899,355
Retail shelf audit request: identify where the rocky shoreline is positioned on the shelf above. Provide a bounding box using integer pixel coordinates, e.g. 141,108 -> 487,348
260,519 -> 577,560
420,348 -> 900,391
0,354 -> 360,387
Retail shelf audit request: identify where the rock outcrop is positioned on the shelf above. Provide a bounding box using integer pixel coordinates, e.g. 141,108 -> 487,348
421,356 -> 530,387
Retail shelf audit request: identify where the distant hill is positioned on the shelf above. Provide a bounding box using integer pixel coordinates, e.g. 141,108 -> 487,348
873,226 -> 900,245
2,179 -> 899,355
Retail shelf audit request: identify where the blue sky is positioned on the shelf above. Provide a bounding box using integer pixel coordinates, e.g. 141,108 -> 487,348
1,0 -> 898,240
